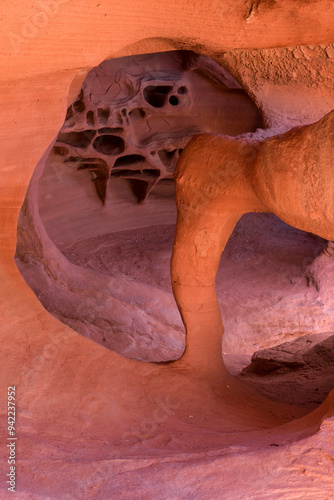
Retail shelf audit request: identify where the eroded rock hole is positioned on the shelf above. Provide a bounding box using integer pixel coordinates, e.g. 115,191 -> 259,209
110,168 -> 160,178
113,155 -> 146,168
129,108 -> 146,122
128,179 -> 153,203
93,135 -> 125,155
16,50 -> 272,364
53,146 -> 68,156
98,127 -> 123,135
73,99 -> 85,113
58,130 -> 95,148
97,107 -> 110,124
177,86 -> 187,94
86,110 -> 95,126
144,85 -> 173,108
158,149 -> 177,167
77,158 -> 106,170
169,95 -> 179,106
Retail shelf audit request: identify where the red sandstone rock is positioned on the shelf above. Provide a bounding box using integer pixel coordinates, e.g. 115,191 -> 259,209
1,3 -> 334,499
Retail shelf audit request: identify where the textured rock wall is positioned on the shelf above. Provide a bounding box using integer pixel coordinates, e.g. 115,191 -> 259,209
16,50 -> 266,360
16,46 -> 334,362
51,51 -> 261,204
1,2 -> 334,499
220,43 -> 334,128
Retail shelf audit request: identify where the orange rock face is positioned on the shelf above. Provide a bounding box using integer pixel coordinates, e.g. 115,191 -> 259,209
171,110 -> 334,377
1,2 -> 334,498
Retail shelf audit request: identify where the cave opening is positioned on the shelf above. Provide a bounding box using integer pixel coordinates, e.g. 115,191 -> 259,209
169,95 -> 179,106
143,85 -> 174,108
14,49 -> 334,416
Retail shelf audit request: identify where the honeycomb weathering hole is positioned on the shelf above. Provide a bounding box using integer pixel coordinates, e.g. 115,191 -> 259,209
58,130 -> 95,148
113,154 -> 146,168
92,134 -> 125,155
143,85 -> 173,108
14,50 -> 334,431
169,95 -> 179,106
